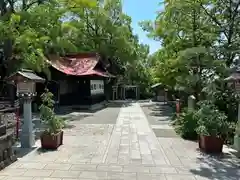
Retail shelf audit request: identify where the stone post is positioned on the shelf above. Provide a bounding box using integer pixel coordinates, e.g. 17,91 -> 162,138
164,90 -> 168,104
20,97 -> 35,148
188,95 -> 196,111
176,99 -> 180,116
237,103 -> 240,124
234,103 -> 240,154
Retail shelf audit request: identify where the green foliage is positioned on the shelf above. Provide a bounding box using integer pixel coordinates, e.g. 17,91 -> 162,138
194,101 -> 230,138
141,0 -> 240,98
172,108 -> 198,140
139,0 -> 240,143
203,79 -> 239,122
39,89 -> 63,134
202,82 -> 239,143
0,0 -> 151,92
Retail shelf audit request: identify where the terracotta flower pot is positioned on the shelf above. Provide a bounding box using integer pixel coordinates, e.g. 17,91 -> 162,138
40,130 -> 63,150
199,135 -> 224,153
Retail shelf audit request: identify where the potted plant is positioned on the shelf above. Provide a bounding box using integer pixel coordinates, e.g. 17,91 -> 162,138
39,89 -> 64,149
194,101 -> 230,153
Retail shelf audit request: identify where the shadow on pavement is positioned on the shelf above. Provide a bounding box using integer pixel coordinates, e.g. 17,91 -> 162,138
55,101 -> 130,116
36,147 -> 57,154
56,108 -> 93,115
63,124 -> 76,129
152,128 -> 179,138
13,146 -> 37,159
107,102 -> 129,108
60,113 -> 92,122
141,103 -> 172,118
140,101 -> 169,107
142,102 -> 173,118
190,152 -> 240,180
149,111 -> 172,117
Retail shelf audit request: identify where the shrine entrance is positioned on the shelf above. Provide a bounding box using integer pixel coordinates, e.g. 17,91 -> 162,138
112,85 -> 139,100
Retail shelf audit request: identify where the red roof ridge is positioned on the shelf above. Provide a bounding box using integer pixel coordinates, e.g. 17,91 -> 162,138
65,52 -> 100,58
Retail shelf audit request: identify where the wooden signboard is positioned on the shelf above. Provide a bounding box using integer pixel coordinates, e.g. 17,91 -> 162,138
17,82 -> 35,94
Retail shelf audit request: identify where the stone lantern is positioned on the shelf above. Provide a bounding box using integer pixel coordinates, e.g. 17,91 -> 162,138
224,70 -> 240,152
6,69 -> 45,148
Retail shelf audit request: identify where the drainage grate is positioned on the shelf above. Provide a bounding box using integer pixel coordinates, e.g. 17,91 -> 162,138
152,128 -> 180,138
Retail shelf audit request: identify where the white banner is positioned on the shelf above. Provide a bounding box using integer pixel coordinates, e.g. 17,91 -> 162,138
90,80 -> 104,95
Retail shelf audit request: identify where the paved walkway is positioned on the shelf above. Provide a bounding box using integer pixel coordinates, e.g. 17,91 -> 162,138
0,102 -> 239,180
104,103 -> 170,166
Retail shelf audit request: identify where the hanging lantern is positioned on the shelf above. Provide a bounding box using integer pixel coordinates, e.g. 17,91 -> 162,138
6,69 -> 45,98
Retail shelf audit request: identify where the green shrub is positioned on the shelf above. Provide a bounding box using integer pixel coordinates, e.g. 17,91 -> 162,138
39,89 -> 63,134
172,108 -> 198,140
194,100 -> 230,139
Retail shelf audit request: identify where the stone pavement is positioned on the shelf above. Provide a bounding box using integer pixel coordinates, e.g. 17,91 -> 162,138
104,102 -> 170,166
0,102 -> 239,180
140,102 -> 178,138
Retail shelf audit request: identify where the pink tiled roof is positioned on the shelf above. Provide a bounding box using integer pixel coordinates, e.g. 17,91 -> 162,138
48,53 -> 109,77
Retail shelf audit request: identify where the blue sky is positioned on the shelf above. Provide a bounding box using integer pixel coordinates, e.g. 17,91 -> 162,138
122,0 -> 162,54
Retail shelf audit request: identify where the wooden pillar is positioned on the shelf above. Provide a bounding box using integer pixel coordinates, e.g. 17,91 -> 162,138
121,87 -> 123,100
120,87 -> 122,99
135,86 -> 137,100
164,90 -> 167,104
112,86 -> 115,100
138,86 -> 140,99
56,82 -> 60,107
116,86 -> 118,100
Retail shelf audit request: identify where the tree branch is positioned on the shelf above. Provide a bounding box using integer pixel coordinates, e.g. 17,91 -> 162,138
22,0 -> 27,10
0,1 -> 8,16
229,0 -> 240,32
24,0 -> 38,10
6,0 -> 15,13
24,0 -> 47,11
85,10 -> 96,35
199,3 -> 228,38
225,0 -> 240,65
